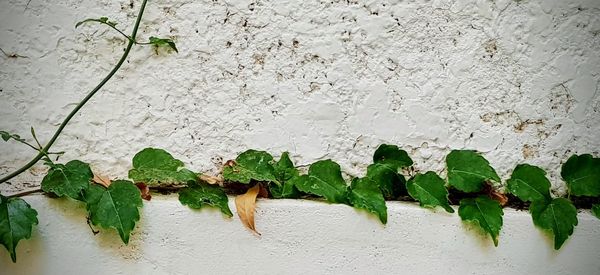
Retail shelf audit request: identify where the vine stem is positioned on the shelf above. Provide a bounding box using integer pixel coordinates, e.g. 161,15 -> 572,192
0,0 -> 149,184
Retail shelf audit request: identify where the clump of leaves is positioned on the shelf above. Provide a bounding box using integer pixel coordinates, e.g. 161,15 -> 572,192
270,152 -> 301,199
507,163 -> 578,249
447,150 -> 504,246
1,0 -> 178,261
365,144 -> 412,199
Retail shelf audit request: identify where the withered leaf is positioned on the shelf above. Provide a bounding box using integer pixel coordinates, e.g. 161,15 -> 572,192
136,182 -> 151,201
235,184 -> 261,235
93,173 -> 111,188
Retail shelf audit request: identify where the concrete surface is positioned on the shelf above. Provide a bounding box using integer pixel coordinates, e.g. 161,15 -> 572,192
1,194 -> 599,275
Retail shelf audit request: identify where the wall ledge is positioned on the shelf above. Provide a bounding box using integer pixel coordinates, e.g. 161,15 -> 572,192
2,194 -> 599,274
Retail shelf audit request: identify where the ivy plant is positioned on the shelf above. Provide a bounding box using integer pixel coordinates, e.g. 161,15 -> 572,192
0,0 -> 598,263
0,0 -> 177,262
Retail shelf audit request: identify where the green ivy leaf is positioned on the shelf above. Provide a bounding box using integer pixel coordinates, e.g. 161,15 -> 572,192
178,182 -> 232,217
148,36 -> 178,53
0,195 -> 38,263
0,130 -> 13,141
84,180 -> 143,244
41,160 -> 93,200
222,150 -> 278,184
273,152 -> 298,182
458,196 -> 504,246
561,154 -> 600,197
530,198 -> 578,250
348,177 -> 387,224
270,152 -> 301,199
291,160 -> 349,204
506,164 -> 552,202
75,17 -> 118,28
366,163 -> 405,199
592,204 -> 600,220
446,150 -> 500,193
128,148 -> 198,186
406,171 -> 454,213
373,144 -> 413,170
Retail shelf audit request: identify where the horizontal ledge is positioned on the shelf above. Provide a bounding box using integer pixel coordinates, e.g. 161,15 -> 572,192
2,195 -> 600,274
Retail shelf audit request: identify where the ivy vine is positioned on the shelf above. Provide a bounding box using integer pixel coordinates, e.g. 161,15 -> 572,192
1,0 -> 600,264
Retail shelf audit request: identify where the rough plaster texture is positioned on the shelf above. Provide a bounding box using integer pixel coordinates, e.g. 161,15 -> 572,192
1,0 -> 599,195
2,195 -> 600,274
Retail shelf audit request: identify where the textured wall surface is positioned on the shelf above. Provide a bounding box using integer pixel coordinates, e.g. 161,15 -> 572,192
1,0 -> 599,194
1,195 -> 599,274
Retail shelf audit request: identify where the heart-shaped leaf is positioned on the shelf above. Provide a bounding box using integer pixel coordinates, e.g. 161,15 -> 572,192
291,160 -> 349,204
373,144 -> 413,170
84,180 -> 143,244
458,196 -> 503,246
41,160 -> 93,200
406,171 -> 454,213
507,164 -> 552,202
530,198 -> 578,250
348,177 -> 387,224
561,154 -> 600,197
223,150 -> 278,184
128,148 -> 198,186
447,150 -> 500,193
178,182 -> 232,217
0,195 -> 38,263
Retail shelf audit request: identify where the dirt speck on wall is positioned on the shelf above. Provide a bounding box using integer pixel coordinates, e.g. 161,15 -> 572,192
0,0 -> 599,196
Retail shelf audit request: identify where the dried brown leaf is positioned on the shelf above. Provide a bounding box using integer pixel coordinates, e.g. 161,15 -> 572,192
235,184 -> 260,235
136,182 -> 152,201
224,159 -> 236,167
257,183 -> 269,198
92,173 -> 111,188
490,190 -> 509,206
199,174 -> 223,185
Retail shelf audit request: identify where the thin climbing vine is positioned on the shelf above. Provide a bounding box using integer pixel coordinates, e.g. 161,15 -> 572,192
1,0 -> 600,265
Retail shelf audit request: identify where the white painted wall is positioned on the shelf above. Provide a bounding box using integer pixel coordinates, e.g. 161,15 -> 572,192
1,195 -> 599,274
0,0 -> 599,195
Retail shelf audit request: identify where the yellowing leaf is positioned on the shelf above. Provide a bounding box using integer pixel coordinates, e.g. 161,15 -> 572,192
93,173 -> 111,188
235,185 -> 260,235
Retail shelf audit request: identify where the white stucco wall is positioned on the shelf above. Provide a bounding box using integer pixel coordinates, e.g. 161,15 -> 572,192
0,0 -> 599,194
1,195 -> 600,274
